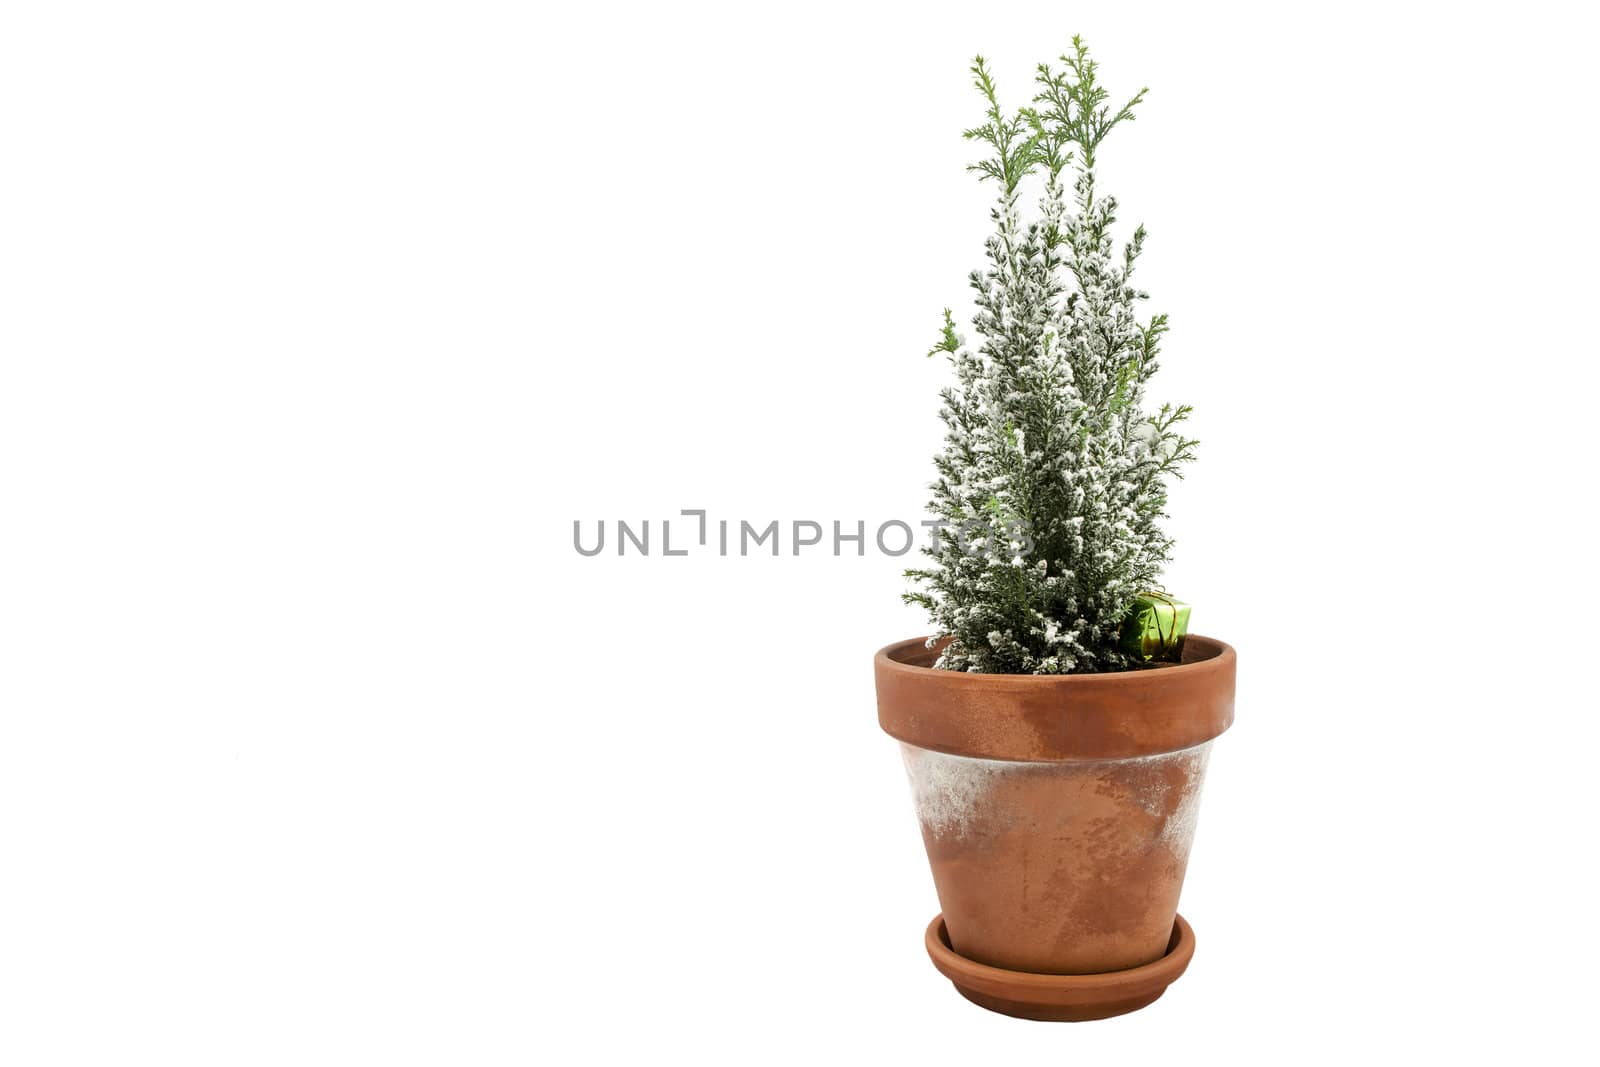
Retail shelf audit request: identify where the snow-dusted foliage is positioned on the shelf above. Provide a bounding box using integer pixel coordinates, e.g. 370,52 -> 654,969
904,39 -> 1198,675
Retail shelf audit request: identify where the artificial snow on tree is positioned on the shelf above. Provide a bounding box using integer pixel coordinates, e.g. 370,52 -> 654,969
905,38 -> 1198,675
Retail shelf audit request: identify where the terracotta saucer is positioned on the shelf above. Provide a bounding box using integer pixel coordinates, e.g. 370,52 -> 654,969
923,913 -> 1196,1022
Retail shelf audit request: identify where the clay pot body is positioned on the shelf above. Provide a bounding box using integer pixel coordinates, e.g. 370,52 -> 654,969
875,635 -> 1235,996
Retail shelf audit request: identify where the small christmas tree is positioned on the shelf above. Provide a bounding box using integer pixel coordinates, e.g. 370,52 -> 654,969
905,38 -> 1198,674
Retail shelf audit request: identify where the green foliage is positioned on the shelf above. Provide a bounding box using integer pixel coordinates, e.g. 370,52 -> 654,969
904,38 -> 1197,675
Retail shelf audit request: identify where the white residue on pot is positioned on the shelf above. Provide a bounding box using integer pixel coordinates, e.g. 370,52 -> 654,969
900,740 -> 1212,849
1119,741 -> 1212,826
1157,743 -> 1212,855
1132,762 -> 1174,816
900,744 -> 1019,839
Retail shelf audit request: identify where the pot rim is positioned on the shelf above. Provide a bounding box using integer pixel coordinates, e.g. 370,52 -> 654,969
875,633 -> 1236,761
874,634 -> 1235,687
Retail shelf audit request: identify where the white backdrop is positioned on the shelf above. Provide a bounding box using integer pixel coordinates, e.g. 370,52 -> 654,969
4,2 -> 1598,1063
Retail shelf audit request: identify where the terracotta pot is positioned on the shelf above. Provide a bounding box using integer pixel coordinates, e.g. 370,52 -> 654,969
875,635 -> 1235,1020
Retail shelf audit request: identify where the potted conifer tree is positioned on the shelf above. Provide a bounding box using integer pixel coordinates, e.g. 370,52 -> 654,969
876,38 -> 1237,1021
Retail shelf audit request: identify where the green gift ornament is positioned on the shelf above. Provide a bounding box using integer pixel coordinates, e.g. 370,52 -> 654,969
1121,591 -> 1191,663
